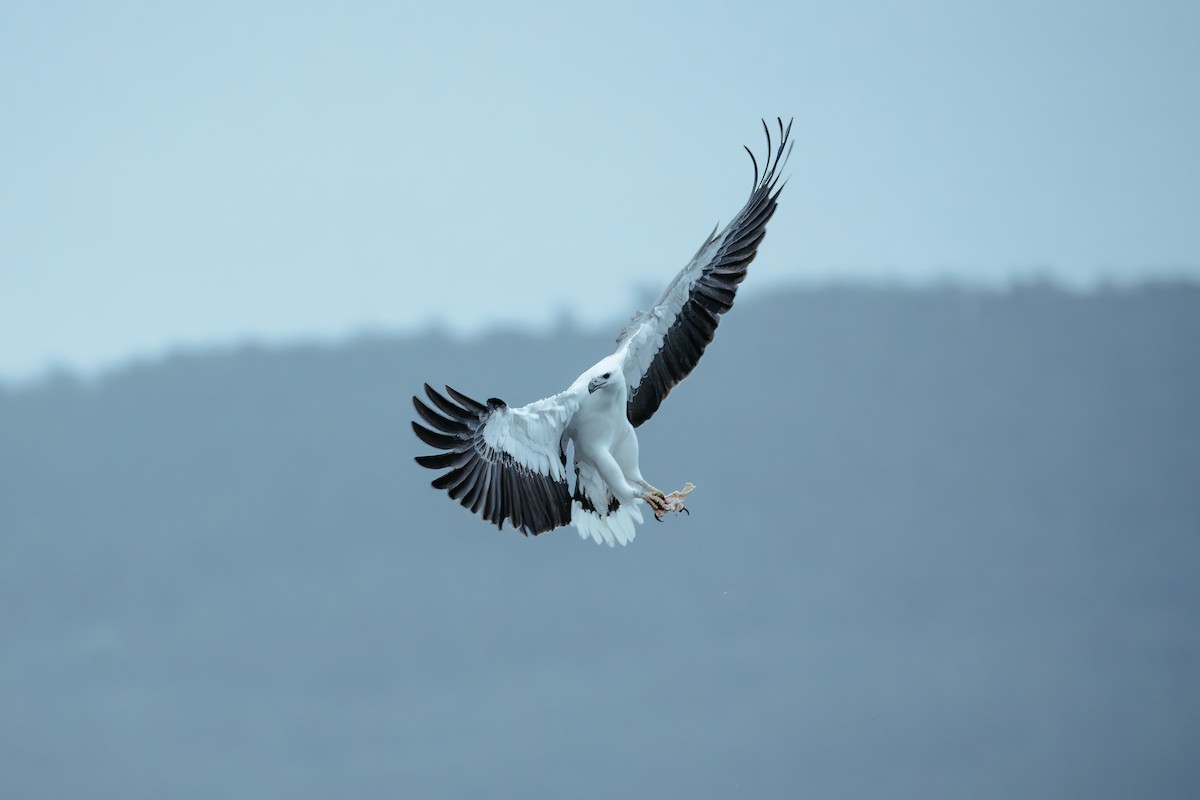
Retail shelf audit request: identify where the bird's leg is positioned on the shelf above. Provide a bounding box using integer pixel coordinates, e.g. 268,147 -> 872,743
634,479 -> 670,520
638,490 -> 669,521
636,479 -> 666,502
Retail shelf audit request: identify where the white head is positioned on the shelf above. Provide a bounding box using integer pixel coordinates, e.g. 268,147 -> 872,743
587,370 -> 613,394
585,357 -> 625,396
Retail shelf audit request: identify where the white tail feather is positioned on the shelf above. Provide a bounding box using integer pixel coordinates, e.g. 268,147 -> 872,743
571,499 -> 644,547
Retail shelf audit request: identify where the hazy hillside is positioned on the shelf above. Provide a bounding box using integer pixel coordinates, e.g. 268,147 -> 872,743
1,284 -> 1198,799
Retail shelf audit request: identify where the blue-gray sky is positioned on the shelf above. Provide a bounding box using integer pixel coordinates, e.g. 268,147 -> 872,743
2,0 -> 1197,381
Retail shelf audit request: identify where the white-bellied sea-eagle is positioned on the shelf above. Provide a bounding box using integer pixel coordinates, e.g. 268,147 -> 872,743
413,119 -> 792,546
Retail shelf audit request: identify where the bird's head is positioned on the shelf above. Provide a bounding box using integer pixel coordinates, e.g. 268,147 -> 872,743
587,371 -> 613,394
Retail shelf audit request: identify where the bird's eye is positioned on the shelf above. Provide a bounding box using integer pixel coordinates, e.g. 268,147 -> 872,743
602,372 -> 610,379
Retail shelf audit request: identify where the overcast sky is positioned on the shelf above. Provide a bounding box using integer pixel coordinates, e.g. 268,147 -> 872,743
2,0 -> 1197,382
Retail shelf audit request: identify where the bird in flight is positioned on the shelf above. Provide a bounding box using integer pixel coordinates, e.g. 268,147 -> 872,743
413,119 -> 792,546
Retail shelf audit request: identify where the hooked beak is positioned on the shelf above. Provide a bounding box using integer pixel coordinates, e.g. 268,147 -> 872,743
588,377 -> 603,394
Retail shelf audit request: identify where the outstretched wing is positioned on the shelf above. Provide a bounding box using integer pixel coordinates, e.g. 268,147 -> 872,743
413,384 -> 581,536
618,118 -> 793,427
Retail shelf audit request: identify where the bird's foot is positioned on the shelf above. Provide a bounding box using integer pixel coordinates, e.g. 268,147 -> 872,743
639,492 -> 669,521
638,481 -> 666,502
641,483 -> 695,519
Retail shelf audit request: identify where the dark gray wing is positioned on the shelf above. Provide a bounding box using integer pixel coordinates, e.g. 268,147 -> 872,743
618,118 -> 792,427
412,384 -> 580,536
